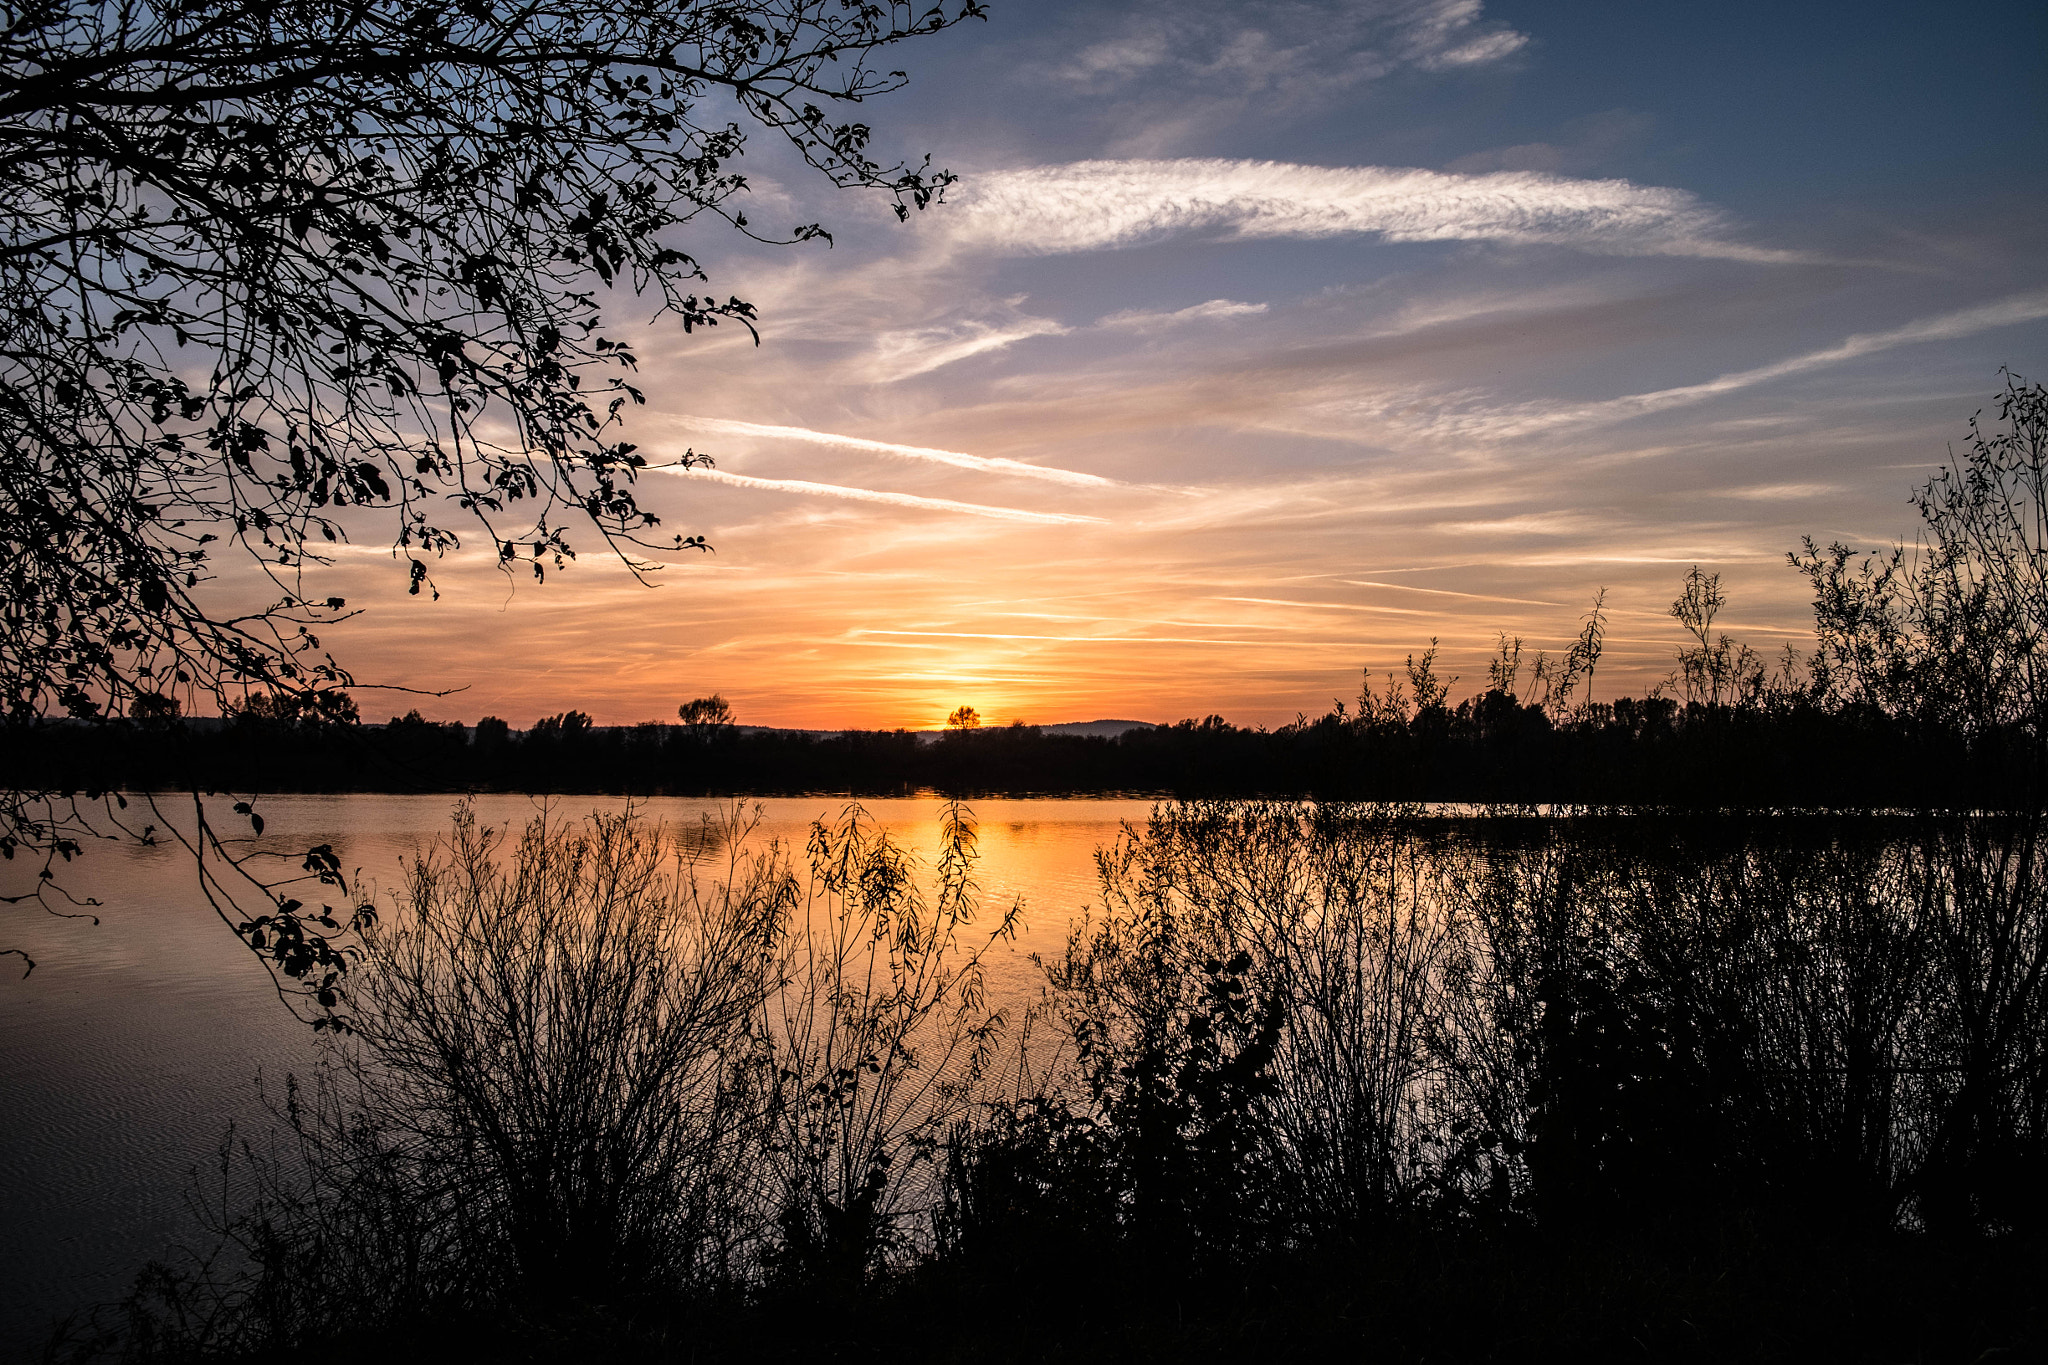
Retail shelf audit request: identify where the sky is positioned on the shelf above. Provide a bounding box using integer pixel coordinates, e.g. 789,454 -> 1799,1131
320,0 -> 2047,730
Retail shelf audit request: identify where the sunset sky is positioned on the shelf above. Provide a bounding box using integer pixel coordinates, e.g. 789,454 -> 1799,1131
326,0 -> 2045,731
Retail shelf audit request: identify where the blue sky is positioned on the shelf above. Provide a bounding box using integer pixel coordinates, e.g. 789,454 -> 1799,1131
333,0 -> 2048,728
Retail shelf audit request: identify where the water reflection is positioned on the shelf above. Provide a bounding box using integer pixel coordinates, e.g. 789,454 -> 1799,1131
0,792 -> 1153,1351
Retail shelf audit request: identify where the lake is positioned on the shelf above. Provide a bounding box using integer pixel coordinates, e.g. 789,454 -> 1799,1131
0,792 -> 1159,1352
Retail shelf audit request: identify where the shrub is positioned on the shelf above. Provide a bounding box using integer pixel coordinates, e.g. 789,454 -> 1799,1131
98,801 -> 1020,1353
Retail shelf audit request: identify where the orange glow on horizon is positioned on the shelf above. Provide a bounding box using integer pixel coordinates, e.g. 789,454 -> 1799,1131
256,207 -> 2038,733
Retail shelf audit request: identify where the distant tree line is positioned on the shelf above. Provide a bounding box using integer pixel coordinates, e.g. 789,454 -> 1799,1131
4,680 -> 2027,809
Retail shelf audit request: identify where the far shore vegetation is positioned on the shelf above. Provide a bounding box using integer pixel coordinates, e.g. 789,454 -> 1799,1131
12,630 -> 2036,807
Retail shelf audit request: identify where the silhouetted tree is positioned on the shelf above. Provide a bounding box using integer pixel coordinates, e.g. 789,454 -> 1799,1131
530,710 -> 595,739
1797,372 -> 2048,749
1,0 -> 979,1006
1671,566 -> 1765,706
679,693 -> 735,734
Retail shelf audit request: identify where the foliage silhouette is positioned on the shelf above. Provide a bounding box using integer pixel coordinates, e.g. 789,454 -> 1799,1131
76,800 -> 1015,1354
678,694 -> 735,734
764,801 -> 1018,1292
1,0 -> 981,1011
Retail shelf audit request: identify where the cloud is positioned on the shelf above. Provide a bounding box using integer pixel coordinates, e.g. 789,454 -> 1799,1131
1339,580 -> 1568,607
652,467 -> 1106,525
1400,0 -> 1529,68
988,1 -> 1528,156
1437,511 -> 1594,537
1428,290 -> 2048,440
1217,596 -> 1436,618
947,159 -> 1801,263
863,317 -> 1070,381
861,629 -> 1371,648
674,417 -> 1117,488
1098,299 -> 1270,332
1723,484 -> 1841,501
1059,0 -> 1526,97
1421,27 -> 1527,68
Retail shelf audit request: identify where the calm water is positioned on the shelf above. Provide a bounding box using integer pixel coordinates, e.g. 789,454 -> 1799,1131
0,793 -> 1156,1352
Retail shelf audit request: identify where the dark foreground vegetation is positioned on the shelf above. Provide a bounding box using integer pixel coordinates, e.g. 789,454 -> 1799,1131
47,800 -> 2048,1363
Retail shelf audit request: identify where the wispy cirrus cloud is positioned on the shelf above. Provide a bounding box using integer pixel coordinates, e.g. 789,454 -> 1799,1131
1097,298 -> 1269,332
861,628 -> 1371,647
1339,580 -> 1568,607
674,417 -> 1116,488
1217,595 -> 1435,618
1415,290 -> 2048,441
862,317 -> 1070,381
653,466 -> 1106,525
947,159 -> 1803,263
1053,0 -> 1526,134
1722,483 -> 1842,501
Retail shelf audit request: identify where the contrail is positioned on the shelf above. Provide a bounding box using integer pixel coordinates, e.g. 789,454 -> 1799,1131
655,466 -> 1105,525
677,417 -> 1116,488
1561,290 -> 2048,425
1442,290 -> 2048,440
